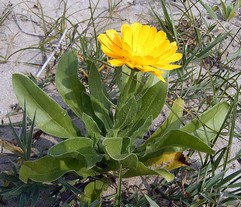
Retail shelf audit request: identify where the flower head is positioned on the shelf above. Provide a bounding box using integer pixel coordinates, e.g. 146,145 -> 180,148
98,22 -> 182,82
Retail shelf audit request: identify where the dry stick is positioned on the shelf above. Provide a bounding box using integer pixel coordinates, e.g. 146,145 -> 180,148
12,11 -> 43,37
35,29 -> 68,77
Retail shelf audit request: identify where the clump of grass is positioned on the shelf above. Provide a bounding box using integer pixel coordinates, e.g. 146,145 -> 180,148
0,105 -> 42,207
147,0 -> 241,206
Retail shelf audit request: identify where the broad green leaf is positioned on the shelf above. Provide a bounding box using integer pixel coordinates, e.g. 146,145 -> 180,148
181,102 -> 229,142
140,73 -> 160,93
82,92 -> 104,131
48,137 -> 103,168
143,130 -> 214,161
56,51 -> 92,118
103,137 -> 138,169
117,69 -> 136,108
127,116 -> 153,140
147,98 -> 184,143
103,137 -> 126,156
82,113 -> 102,138
116,65 -> 132,92
114,96 -> 137,129
19,156 -> 96,183
117,115 -> 152,143
12,74 -> 79,138
88,60 -> 111,109
135,80 -> 168,122
123,161 -> 174,182
90,96 -> 113,130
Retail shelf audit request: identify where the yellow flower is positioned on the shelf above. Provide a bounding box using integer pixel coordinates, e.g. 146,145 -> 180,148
98,22 -> 182,82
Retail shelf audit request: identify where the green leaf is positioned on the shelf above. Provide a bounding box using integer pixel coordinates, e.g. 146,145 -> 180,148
193,33 -> 228,62
135,80 -> 168,122
203,172 -> 226,191
82,113 -> 102,138
215,169 -> 241,189
181,102 -> 229,142
226,10 -> 236,21
48,137 -> 103,168
19,156 -> 96,183
103,137 -> 138,169
116,65 -> 132,93
114,96 -> 138,129
143,130 -> 214,161
148,98 -> 184,142
159,0 -> 177,40
127,116 -> 153,139
12,74 -> 79,138
117,69 -> 136,108
144,194 -> 159,207
30,185 -> 40,207
88,60 -> 111,109
90,96 -> 113,130
199,0 -> 218,19
56,51 -> 92,118
221,0 -> 228,19
123,162 -> 174,182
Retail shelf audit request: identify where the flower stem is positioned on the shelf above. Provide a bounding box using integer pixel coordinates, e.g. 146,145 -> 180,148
115,163 -> 122,207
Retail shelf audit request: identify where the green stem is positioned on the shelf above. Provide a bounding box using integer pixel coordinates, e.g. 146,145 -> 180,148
115,163 -> 122,207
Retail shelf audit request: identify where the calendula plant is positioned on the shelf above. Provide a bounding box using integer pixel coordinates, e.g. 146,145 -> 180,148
12,23 -> 229,205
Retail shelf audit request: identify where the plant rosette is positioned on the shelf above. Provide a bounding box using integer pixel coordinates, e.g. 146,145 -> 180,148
12,23 -> 229,204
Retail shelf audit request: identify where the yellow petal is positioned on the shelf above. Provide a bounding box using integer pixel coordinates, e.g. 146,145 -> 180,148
101,45 -> 123,59
108,59 -> 126,66
121,24 -> 133,50
142,27 -> 158,54
164,53 -> 183,62
157,64 -> 182,70
134,25 -> 152,55
106,29 -> 122,48
98,23 -> 183,82
131,22 -> 142,53
98,34 -> 123,55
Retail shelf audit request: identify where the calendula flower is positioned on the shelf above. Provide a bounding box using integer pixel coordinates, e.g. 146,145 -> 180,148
98,22 -> 182,82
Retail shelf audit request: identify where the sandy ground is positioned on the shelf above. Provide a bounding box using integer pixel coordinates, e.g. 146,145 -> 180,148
0,0 -> 158,122
1,0 -> 240,120
0,0 -> 241,206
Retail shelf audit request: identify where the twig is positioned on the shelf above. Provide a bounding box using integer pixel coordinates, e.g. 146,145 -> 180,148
12,11 -> 43,37
35,29 -> 68,77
